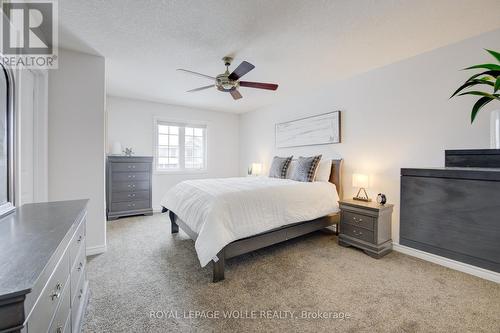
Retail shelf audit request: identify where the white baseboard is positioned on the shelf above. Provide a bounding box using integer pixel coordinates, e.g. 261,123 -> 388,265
86,244 -> 107,256
393,243 -> 500,284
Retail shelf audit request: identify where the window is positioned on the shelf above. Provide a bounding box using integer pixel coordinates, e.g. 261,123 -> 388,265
155,120 -> 207,172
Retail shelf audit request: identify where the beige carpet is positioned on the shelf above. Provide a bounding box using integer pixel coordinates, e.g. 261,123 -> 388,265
83,214 -> 500,333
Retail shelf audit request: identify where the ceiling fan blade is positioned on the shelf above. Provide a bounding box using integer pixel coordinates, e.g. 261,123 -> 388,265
239,81 -> 278,90
187,85 -> 215,92
228,61 -> 255,80
177,69 -> 215,80
230,89 -> 243,100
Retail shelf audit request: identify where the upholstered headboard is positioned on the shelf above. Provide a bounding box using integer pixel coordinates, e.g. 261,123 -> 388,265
329,159 -> 343,199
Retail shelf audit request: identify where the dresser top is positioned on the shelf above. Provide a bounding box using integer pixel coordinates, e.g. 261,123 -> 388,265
339,199 -> 394,211
401,167 -> 500,181
107,155 -> 153,162
0,200 -> 88,300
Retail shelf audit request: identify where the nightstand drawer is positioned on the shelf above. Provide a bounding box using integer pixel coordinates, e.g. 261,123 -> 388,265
341,223 -> 374,243
342,211 -> 374,231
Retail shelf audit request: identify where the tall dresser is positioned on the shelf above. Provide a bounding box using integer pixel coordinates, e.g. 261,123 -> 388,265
106,156 -> 153,220
0,200 -> 89,333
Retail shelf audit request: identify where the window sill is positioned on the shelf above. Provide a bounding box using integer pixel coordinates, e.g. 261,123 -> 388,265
154,169 -> 208,176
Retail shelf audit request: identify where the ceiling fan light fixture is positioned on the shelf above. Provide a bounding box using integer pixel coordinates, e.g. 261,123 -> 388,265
178,57 -> 278,100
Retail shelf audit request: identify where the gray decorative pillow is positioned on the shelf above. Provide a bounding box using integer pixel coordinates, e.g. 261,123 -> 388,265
291,155 -> 322,182
269,156 -> 293,178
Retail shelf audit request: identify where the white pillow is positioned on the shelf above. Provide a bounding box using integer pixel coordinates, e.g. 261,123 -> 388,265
315,159 -> 332,182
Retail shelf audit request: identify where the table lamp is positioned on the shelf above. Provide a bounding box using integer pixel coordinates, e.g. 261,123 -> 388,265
352,173 -> 371,202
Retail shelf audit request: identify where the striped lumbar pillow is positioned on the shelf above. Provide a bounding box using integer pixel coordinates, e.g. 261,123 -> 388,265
268,156 -> 293,178
291,155 -> 323,182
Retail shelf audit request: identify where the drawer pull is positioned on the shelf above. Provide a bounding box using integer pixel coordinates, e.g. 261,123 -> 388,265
77,262 -> 83,271
127,184 -> 136,188
128,175 -> 136,178
77,235 -> 83,243
127,203 -> 136,207
353,229 -> 363,236
56,325 -> 63,333
352,217 -> 363,223
128,165 -> 136,169
78,288 -> 83,299
128,194 -> 136,198
50,283 -> 61,300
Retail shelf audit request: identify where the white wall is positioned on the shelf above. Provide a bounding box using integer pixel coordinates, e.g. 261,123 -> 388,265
106,96 -> 239,210
239,29 -> 500,243
48,49 -> 106,253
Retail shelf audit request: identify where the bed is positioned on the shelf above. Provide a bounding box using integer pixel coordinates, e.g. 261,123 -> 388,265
161,159 -> 343,282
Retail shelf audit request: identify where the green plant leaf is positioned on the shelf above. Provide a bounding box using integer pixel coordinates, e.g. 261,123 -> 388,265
463,70 -> 500,83
458,91 -> 500,100
485,49 -> 500,63
471,97 -> 494,123
495,77 -> 500,92
463,63 -> 500,71
450,79 -> 495,98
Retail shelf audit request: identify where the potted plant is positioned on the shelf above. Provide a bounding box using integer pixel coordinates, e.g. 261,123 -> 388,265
451,49 -> 500,148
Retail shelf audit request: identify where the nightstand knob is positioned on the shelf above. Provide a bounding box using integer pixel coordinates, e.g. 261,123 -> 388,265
353,229 -> 363,236
353,217 -> 363,223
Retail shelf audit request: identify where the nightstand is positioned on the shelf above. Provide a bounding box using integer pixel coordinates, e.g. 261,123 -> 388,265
338,199 -> 394,258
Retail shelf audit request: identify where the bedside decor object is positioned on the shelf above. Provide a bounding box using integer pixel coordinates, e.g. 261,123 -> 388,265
111,141 -> 123,155
352,173 -> 370,202
106,156 -> 153,220
338,199 -> 394,258
275,111 -> 341,148
376,193 -> 387,205
249,162 -> 262,176
123,147 -> 134,157
450,49 -> 499,148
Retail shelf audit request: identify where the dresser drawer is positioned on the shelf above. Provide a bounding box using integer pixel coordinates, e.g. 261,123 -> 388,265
342,211 -> 374,231
341,223 -> 374,243
48,280 -> 71,333
112,172 -> 150,182
71,276 -> 86,332
69,221 -> 85,268
63,312 -> 71,333
111,162 -> 150,173
112,181 -> 150,192
111,200 -> 150,212
27,251 -> 70,333
71,246 -> 86,304
111,190 -> 150,203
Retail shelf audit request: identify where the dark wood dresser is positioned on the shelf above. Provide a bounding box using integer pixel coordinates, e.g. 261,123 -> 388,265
400,149 -> 500,273
0,200 -> 89,333
106,156 -> 153,220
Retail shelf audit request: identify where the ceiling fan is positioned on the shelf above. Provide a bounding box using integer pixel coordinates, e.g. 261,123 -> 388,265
177,57 -> 278,100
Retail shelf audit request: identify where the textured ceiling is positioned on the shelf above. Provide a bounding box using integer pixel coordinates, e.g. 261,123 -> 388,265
59,0 -> 500,113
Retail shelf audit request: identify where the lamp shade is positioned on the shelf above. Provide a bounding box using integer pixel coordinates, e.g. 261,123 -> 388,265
111,141 -> 122,155
251,163 -> 262,176
352,173 -> 369,188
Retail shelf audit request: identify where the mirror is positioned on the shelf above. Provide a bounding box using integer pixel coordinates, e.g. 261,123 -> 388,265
0,63 -> 15,217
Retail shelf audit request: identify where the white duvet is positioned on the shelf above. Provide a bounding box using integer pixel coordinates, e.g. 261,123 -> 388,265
160,176 -> 340,267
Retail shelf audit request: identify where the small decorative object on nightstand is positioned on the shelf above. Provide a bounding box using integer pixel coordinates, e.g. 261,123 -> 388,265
338,199 -> 393,258
123,147 -> 134,157
248,162 -> 262,176
352,173 -> 371,202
